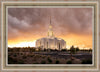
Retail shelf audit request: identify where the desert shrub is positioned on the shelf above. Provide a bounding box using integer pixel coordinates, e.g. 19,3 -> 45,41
8,56 -> 17,64
47,57 -> 52,63
8,54 -> 11,57
87,59 -> 92,64
29,55 -> 33,57
17,60 -> 24,64
8,56 -> 24,64
39,55 -> 41,57
21,53 -> 23,55
13,54 -> 17,57
82,60 -> 87,64
23,56 -> 27,59
42,56 -> 45,58
66,60 -> 72,64
31,55 -> 33,57
41,60 -> 46,64
33,62 -> 39,64
82,59 -> 92,64
61,49 -> 67,51
55,60 -> 59,64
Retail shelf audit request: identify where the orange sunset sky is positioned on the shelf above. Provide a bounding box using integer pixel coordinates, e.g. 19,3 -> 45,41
8,8 -> 93,49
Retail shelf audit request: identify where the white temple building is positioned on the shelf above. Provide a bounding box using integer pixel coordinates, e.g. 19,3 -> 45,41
36,17 -> 66,50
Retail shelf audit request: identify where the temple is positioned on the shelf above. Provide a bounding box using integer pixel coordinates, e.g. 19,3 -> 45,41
36,17 -> 66,50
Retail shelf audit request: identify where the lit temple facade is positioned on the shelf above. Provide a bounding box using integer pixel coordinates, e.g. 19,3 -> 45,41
36,17 -> 66,50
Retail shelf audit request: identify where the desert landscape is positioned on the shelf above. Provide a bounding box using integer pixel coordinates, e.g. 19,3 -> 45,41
8,47 -> 92,64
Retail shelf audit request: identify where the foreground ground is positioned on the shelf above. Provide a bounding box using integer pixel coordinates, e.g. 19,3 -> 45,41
8,51 -> 92,64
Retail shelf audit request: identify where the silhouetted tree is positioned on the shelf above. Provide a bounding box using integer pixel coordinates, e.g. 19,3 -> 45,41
44,48 -> 46,51
70,45 -> 75,54
89,48 -> 92,51
76,47 -> 80,53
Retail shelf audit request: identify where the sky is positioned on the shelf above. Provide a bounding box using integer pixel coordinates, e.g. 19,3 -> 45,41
8,8 -> 93,49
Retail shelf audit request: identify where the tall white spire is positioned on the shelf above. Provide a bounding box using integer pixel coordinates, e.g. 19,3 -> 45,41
48,16 -> 54,38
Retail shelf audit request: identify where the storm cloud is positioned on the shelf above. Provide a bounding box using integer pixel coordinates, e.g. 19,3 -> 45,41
8,8 -> 92,39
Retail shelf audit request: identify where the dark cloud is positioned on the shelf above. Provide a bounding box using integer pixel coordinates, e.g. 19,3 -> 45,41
8,8 -> 92,39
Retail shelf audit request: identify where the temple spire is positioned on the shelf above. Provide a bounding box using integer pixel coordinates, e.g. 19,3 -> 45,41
48,16 -> 54,38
